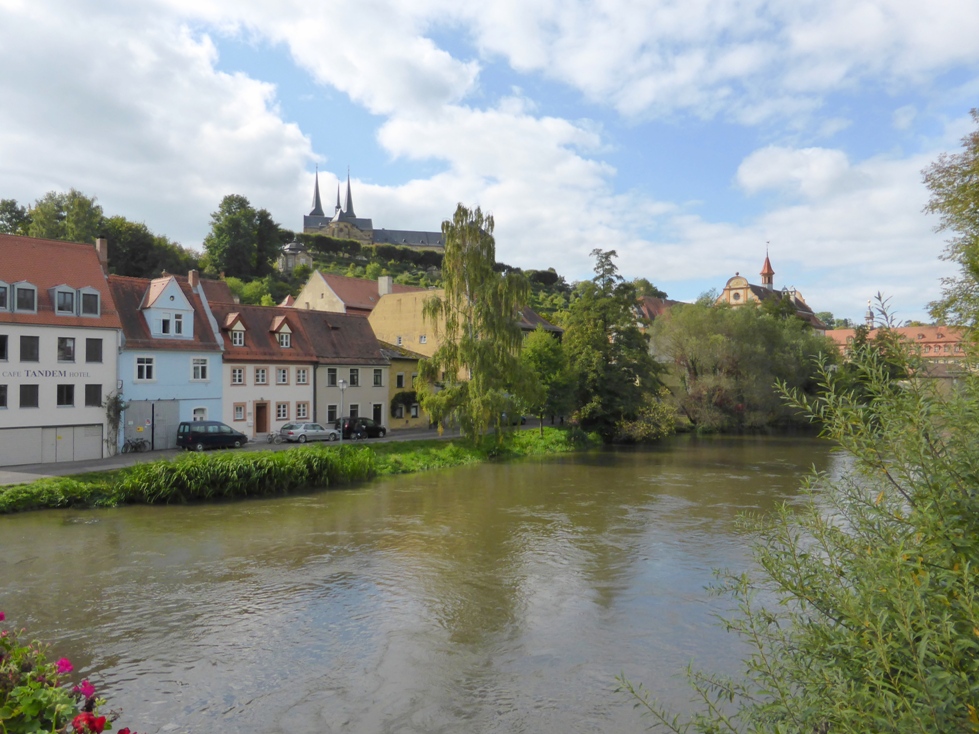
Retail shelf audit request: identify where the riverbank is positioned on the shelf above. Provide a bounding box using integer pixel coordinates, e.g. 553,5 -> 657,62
0,427 -> 596,514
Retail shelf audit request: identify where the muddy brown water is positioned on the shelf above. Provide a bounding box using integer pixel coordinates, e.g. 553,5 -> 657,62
0,435 -> 840,733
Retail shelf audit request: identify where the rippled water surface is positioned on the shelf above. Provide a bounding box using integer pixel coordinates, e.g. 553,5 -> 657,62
0,435 -> 839,733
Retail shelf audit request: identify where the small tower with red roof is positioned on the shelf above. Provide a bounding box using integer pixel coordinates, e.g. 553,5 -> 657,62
760,247 -> 774,290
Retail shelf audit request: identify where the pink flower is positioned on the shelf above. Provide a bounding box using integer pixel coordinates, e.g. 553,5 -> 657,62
57,657 -> 74,674
74,680 -> 97,698
0,611 -> 5,622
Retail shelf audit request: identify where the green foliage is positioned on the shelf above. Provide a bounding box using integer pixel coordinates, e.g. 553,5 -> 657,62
621,325 -> 979,734
102,215 -> 199,278
418,204 -> 530,445
27,189 -> 103,244
614,389 -> 677,443
651,301 -> 834,431
632,277 -> 668,298
390,390 -> 418,417
203,194 -> 285,278
563,249 -> 662,442
925,108 -> 979,327
520,324 -> 571,430
0,198 -> 30,235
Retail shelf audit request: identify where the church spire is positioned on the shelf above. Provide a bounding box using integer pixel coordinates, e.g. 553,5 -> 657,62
760,243 -> 774,290
335,183 -> 342,215
344,167 -> 356,218
309,167 -> 324,217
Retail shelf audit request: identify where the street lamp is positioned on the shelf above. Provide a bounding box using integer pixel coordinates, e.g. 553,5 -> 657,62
338,378 -> 346,445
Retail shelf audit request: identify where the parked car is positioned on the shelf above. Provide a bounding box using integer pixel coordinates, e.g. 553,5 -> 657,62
501,412 -> 527,425
334,416 -> 387,439
176,421 -> 248,451
278,422 -> 340,443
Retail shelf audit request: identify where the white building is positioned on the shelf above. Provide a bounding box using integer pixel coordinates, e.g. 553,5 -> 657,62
0,235 -> 121,466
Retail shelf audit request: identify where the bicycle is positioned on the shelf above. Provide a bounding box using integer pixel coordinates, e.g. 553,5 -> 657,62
266,432 -> 283,444
122,437 -> 149,453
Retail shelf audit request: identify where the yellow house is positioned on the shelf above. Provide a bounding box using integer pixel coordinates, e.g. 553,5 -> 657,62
294,272 -> 426,318
378,341 -> 428,430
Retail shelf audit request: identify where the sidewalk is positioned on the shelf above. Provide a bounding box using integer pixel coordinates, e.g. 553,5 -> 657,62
0,424 -> 463,487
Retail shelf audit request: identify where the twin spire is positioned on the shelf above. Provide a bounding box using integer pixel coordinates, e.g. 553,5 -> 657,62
309,167 -> 356,219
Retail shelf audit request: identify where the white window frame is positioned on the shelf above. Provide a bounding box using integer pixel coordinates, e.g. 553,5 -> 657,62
231,367 -> 244,385
327,367 -> 337,386
231,330 -> 245,347
296,368 -> 309,385
419,334 -> 427,344
349,368 -> 359,387
349,403 -> 360,419
136,356 -> 155,382
276,367 -> 289,385
174,313 -> 184,335
233,404 -> 245,421
255,367 -> 268,385
327,404 -> 338,423
57,337 -> 76,363
192,357 -> 209,381
277,332 -> 291,348
276,402 -> 289,420
296,402 -> 309,420
192,407 -> 208,422
373,368 -> 383,387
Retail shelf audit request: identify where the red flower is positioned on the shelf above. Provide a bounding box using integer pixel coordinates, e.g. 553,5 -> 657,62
57,657 -> 74,674
0,611 -> 5,622
72,712 -> 106,732
74,679 -> 97,698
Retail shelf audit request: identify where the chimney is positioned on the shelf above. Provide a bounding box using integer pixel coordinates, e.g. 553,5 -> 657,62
378,275 -> 393,296
188,269 -> 200,290
95,237 -> 108,274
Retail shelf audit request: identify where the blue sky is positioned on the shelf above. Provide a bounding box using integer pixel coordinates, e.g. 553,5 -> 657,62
2,0 -> 979,322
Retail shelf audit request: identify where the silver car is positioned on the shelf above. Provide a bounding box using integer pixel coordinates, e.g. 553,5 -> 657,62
278,422 -> 340,443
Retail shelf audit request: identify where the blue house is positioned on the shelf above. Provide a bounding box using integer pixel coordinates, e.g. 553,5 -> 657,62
108,271 -> 224,450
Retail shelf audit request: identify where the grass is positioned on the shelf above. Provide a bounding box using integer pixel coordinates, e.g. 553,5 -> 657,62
0,427 -> 597,515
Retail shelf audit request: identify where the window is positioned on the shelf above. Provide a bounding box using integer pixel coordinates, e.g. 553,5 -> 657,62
20,384 -> 38,408
160,315 -> 171,334
85,338 -> 102,363
396,373 -> 405,388
192,358 -> 209,381
80,292 -> 99,316
296,368 -> 308,385
193,407 -> 207,422
277,332 -> 291,348
57,337 -> 75,362
276,367 -> 289,385
349,368 -> 359,387
327,368 -> 337,386
276,402 -> 289,420
349,404 -> 359,418
57,384 -> 74,407
255,367 -> 268,385
394,404 -> 404,419
410,403 -> 419,418
296,402 -> 309,420
84,384 -> 101,407
136,356 -> 155,381
174,313 -> 184,335
0,384 -> 6,408
15,285 -> 36,312
373,369 -> 383,387
419,335 -> 427,344
327,404 -> 338,422
231,330 -> 244,347
396,336 -> 403,346
56,290 -> 75,314
0,283 -> 7,310
20,336 -> 39,362
234,403 -> 245,421
231,367 -> 244,385
0,335 -> 7,361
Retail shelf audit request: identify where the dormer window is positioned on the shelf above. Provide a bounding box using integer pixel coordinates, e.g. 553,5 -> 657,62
174,313 -> 184,335
277,332 -> 291,348
0,281 -> 8,310
56,290 -> 75,314
160,315 -> 171,334
231,330 -> 244,347
14,283 -> 36,313
80,289 -> 100,316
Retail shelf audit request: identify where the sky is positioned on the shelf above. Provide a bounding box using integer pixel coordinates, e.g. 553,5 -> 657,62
2,1 -> 979,322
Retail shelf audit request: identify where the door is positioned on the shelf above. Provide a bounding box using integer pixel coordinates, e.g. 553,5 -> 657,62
55,426 -> 75,462
254,402 -> 269,435
372,403 -> 383,424
153,401 -> 180,450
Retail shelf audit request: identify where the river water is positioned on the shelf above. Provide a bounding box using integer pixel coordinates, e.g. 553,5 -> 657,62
0,435 -> 838,733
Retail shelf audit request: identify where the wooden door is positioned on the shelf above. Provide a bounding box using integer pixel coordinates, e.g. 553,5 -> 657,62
254,402 -> 269,435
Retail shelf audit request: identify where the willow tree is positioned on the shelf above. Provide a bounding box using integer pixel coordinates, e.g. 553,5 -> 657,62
418,204 -> 529,444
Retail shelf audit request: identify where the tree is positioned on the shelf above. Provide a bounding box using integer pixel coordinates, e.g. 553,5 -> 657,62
520,325 -> 570,432
0,198 -> 30,234
203,195 -> 284,279
101,215 -> 199,278
253,208 -> 286,278
924,108 -> 979,326
27,189 -> 103,244
632,277 -> 667,298
417,204 -> 530,444
563,249 -> 662,442
651,300 -> 833,431
621,326 -> 979,734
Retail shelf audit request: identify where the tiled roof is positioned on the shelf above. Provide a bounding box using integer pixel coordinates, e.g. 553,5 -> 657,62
378,341 -> 428,361
107,275 -> 222,352
826,325 -> 966,355
518,306 -> 563,334
201,278 -> 236,304
0,234 -> 122,329
298,310 -> 388,366
636,296 -> 682,322
320,272 -> 425,315
140,277 -> 171,309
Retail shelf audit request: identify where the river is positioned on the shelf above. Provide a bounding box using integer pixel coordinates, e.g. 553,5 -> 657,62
0,434 -> 839,733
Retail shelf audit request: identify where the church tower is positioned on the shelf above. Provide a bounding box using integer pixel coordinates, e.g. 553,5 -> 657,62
760,249 -> 774,290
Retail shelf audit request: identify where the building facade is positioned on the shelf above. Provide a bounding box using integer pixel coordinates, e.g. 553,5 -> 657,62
0,235 -> 121,466
717,254 -> 827,333
109,271 -> 224,450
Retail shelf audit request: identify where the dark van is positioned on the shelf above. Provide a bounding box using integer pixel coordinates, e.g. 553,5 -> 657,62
176,421 -> 248,451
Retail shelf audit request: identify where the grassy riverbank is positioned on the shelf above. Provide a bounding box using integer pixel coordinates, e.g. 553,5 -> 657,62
0,427 -> 595,514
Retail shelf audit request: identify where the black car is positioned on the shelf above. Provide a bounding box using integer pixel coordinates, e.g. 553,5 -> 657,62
176,421 -> 248,451
335,417 -> 387,439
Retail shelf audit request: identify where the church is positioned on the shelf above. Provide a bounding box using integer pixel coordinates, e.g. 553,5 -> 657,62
717,253 -> 827,333
302,170 -> 445,250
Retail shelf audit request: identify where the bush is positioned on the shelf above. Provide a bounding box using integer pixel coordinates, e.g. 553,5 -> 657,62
620,329 -> 979,733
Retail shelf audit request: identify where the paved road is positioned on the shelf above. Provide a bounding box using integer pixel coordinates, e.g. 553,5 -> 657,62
0,424 -> 466,487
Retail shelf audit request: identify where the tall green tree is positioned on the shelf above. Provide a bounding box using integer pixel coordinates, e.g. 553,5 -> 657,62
417,204 -> 530,444
563,249 -> 661,441
102,215 -> 199,278
27,189 -> 103,244
0,198 -> 30,235
254,208 -> 286,278
203,195 -> 284,279
520,324 -> 570,432
924,108 -> 979,326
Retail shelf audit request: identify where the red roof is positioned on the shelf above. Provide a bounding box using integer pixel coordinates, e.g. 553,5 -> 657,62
321,273 -> 424,316
760,255 -> 774,276
0,234 -> 121,330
